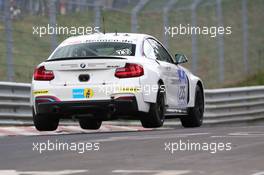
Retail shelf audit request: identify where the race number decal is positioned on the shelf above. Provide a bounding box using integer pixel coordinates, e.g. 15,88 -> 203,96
178,86 -> 186,101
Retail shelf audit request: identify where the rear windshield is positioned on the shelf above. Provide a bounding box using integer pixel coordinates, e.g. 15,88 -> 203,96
50,42 -> 136,60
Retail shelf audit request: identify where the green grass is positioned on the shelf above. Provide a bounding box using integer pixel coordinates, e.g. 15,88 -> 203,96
0,0 -> 263,88
226,71 -> 264,87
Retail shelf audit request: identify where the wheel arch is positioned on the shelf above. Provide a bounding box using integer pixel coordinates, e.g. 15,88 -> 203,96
196,80 -> 204,102
187,74 -> 204,107
157,79 -> 167,104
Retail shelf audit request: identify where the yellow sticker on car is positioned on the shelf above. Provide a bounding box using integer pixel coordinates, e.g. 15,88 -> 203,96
84,88 -> 94,98
119,87 -> 140,93
33,90 -> 49,95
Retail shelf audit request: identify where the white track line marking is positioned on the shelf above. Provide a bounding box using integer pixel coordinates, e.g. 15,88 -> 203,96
112,170 -> 191,175
0,170 -> 88,175
229,132 -> 264,136
211,132 -> 264,138
252,171 -> 264,175
94,132 -> 209,142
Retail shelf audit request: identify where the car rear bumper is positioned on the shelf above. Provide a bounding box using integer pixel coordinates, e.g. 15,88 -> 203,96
35,97 -> 139,118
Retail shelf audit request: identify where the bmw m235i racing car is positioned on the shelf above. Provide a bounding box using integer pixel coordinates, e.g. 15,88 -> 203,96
31,33 -> 204,131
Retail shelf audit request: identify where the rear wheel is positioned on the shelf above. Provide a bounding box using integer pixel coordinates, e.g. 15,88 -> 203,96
79,118 -> 102,130
180,85 -> 204,128
141,88 -> 165,128
33,109 -> 59,131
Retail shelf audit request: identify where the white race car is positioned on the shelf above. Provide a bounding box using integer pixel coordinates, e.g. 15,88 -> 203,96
31,33 -> 204,131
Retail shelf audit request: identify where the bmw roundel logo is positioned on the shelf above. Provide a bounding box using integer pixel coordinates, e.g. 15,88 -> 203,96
80,63 -> 86,68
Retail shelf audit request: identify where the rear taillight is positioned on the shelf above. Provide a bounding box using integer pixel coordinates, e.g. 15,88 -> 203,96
115,63 -> 144,78
34,66 -> 54,81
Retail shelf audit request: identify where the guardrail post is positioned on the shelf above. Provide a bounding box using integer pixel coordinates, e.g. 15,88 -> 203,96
49,0 -> 58,51
94,0 -> 101,29
191,0 -> 201,74
242,0 -> 249,74
131,0 -> 149,33
4,0 -> 14,81
216,0 -> 225,83
163,0 -> 178,49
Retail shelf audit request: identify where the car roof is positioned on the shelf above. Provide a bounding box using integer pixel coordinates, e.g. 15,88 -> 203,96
60,33 -> 154,47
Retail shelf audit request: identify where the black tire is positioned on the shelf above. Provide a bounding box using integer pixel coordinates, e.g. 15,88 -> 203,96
141,88 -> 165,128
33,109 -> 59,131
79,118 -> 102,130
180,85 -> 204,128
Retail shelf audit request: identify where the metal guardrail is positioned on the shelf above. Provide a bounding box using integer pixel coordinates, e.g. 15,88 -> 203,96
0,82 -> 264,126
0,82 -> 31,125
204,86 -> 264,125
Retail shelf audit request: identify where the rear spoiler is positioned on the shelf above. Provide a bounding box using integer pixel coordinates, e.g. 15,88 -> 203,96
46,56 -> 127,62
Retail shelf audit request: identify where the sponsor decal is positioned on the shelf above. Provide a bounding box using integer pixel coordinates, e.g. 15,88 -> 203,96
178,69 -> 187,83
33,90 -> 49,95
85,39 -> 134,43
80,63 -> 86,68
118,87 -> 140,93
116,48 -> 132,55
177,69 -> 188,106
72,88 -> 94,99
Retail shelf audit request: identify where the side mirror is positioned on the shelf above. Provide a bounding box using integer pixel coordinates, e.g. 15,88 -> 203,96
175,54 -> 188,65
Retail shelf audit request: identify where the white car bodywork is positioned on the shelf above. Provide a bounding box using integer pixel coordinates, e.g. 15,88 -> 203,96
31,33 -> 204,126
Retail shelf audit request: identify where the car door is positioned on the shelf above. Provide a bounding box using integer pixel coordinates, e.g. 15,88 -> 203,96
143,39 -> 171,106
147,39 -> 179,107
175,66 -> 189,108
148,39 -> 188,109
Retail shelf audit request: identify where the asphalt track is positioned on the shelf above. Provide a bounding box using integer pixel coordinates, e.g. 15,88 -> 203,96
0,124 -> 264,175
